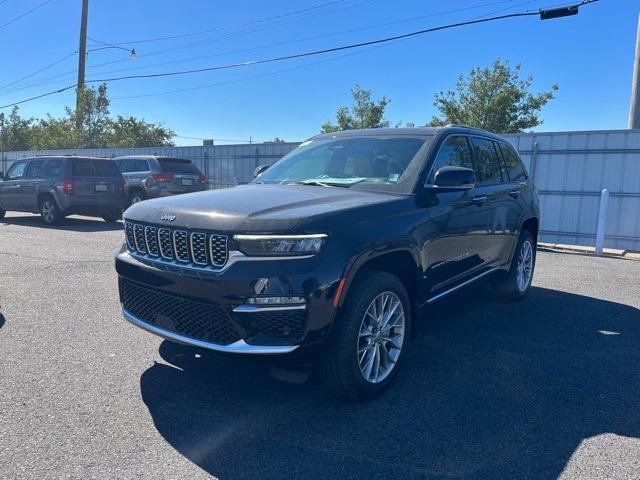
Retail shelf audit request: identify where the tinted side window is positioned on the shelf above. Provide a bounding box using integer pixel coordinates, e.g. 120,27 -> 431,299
6,161 -> 27,180
429,136 -> 474,182
498,142 -> 527,182
72,159 -> 95,176
92,160 -> 120,177
134,159 -> 149,171
44,159 -> 63,177
26,160 -> 45,178
118,159 -> 132,173
471,137 -> 503,186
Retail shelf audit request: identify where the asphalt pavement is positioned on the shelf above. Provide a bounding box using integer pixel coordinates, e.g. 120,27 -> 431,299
1,212 -> 639,480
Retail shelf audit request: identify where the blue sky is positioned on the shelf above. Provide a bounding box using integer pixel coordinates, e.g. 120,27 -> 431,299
0,0 -> 637,145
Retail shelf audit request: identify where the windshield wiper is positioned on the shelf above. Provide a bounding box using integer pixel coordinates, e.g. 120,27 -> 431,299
284,180 -> 350,188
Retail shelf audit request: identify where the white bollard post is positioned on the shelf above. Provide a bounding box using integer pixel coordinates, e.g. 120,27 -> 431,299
595,188 -> 609,256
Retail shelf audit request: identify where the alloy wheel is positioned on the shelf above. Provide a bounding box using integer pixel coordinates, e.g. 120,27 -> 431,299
516,240 -> 533,292
41,200 -> 55,223
357,291 -> 405,384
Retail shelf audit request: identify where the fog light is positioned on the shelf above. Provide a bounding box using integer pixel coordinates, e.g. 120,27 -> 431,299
247,296 -> 306,305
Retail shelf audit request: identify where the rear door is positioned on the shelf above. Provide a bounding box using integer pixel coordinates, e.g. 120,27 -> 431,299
21,159 -> 46,210
497,141 -> 529,263
469,137 -> 512,267
157,158 -> 204,193
0,161 -> 28,210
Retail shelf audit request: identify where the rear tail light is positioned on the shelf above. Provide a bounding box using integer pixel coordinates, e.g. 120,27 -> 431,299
151,173 -> 174,183
62,178 -> 74,195
118,180 -> 127,194
198,174 -> 206,185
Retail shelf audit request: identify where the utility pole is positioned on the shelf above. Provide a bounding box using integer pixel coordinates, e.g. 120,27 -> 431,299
76,0 -> 89,129
630,13 -> 640,129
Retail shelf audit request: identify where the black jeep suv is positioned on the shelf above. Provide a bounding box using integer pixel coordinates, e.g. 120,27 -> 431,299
115,126 -> 539,398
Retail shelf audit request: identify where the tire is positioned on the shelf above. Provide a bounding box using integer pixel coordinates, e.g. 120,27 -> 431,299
39,196 -> 63,225
102,210 -> 122,223
128,190 -> 146,206
319,270 -> 412,399
494,230 -> 536,301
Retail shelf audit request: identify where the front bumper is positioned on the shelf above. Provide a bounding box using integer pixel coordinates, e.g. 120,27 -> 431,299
122,305 -> 298,354
115,244 -> 343,356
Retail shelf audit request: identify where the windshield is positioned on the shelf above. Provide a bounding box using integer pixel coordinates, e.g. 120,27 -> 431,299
256,135 -> 432,193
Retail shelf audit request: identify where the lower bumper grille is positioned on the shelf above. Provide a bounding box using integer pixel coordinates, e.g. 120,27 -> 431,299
120,279 -> 241,346
239,310 -> 307,339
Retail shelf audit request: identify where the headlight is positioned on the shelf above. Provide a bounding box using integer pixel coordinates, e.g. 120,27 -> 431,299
233,234 -> 327,256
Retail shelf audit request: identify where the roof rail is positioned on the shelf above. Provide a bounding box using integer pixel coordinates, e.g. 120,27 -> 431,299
444,123 -> 492,133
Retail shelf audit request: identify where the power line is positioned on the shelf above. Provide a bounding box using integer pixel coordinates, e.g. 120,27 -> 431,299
0,0 -> 371,93
0,0 -> 512,96
0,1 -> 599,110
89,12 -> 542,83
0,0 -> 55,30
82,0 -> 528,80
0,51 -> 77,91
100,0 -> 349,45
109,0 -> 536,101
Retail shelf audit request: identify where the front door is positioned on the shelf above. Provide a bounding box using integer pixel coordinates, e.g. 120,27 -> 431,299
421,135 -> 489,295
0,161 -> 28,210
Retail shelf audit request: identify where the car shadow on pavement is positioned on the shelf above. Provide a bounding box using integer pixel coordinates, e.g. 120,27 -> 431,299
139,286 -> 640,479
1,214 -> 122,232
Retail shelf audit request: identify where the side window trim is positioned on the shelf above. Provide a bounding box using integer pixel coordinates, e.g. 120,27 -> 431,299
470,136 -> 504,187
424,133 -> 473,183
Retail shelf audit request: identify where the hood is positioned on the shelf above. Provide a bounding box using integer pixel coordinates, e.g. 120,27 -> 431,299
124,184 -> 404,232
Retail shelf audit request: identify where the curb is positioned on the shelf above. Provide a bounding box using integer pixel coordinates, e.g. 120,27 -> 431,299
538,242 -> 640,260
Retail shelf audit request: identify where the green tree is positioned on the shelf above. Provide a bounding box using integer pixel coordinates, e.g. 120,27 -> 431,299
0,84 -> 175,150
1,107 -> 36,150
428,59 -> 558,133
105,116 -> 175,148
322,84 -> 392,133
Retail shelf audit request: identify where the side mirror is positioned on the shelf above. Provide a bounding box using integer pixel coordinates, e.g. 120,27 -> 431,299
254,164 -> 269,177
425,166 -> 476,191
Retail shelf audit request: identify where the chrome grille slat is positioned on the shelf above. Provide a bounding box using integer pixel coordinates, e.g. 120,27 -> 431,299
210,235 -> 228,267
190,233 -> 208,265
173,230 -> 190,263
125,222 -> 136,251
124,221 -> 228,270
158,228 -> 174,259
144,226 -> 159,257
133,224 -> 147,253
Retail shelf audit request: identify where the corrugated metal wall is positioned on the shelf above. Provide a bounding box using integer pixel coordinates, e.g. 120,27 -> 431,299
2,129 -> 639,251
504,130 -> 640,252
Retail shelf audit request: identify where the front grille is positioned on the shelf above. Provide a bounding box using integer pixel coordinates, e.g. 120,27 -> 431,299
124,221 -> 228,270
245,310 -> 307,338
121,279 -> 241,345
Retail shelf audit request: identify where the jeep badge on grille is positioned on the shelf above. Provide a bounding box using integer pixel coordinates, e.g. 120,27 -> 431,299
160,214 -> 176,222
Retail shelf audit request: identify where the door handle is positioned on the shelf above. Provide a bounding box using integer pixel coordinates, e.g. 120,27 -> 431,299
509,190 -> 520,198
472,195 -> 487,205
32,181 -> 40,186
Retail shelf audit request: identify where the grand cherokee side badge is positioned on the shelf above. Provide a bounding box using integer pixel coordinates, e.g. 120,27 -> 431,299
160,214 -> 176,222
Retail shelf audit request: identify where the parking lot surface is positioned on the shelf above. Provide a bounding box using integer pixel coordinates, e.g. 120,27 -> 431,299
1,212 -> 640,480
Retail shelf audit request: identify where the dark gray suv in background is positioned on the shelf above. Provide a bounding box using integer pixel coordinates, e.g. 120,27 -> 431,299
113,155 -> 207,206
0,156 -> 126,225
